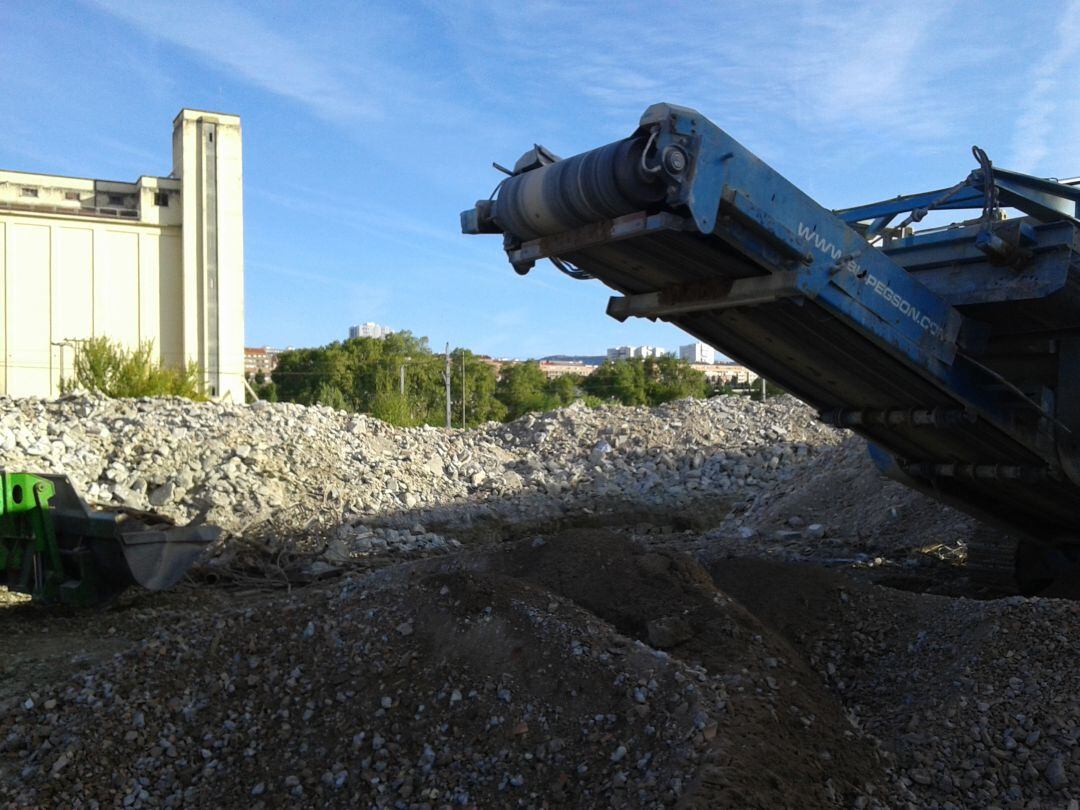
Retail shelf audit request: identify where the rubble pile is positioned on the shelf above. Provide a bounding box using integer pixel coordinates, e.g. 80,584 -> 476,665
0,533 -> 890,809
710,435 -> 976,566
712,559 -> 1080,809
0,394 -> 840,557
5,393 -> 1078,809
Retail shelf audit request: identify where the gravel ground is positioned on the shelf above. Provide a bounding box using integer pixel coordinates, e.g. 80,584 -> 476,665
1,394 -> 1073,809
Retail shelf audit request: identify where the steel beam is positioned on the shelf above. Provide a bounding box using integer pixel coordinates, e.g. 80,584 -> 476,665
606,272 -> 803,321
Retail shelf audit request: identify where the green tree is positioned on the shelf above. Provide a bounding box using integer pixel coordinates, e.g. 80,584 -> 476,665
582,357 -> 707,406
453,349 -> 506,426
496,361 -> 555,419
643,356 -> 708,403
61,337 -> 205,400
582,358 -> 647,405
247,372 -> 278,403
314,380 -> 349,410
749,378 -> 787,401
545,373 -> 582,408
270,333 -> 508,428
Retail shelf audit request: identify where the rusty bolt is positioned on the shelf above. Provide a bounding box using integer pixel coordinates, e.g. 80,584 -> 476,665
662,146 -> 687,174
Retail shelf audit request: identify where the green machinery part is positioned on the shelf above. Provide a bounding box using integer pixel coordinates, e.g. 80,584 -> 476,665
0,471 -> 219,607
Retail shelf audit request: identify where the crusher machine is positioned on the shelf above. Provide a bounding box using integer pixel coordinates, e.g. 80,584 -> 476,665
462,103 -> 1080,590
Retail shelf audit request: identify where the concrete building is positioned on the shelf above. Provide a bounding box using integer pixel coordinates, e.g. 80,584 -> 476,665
348,322 -> 393,340
679,342 -> 716,364
606,345 -> 669,361
244,346 -> 284,377
538,360 -> 596,379
700,363 -> 756,385
0,109 -> 244,400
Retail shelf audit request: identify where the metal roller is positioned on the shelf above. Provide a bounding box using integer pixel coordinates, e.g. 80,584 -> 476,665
493,136 -> 666,241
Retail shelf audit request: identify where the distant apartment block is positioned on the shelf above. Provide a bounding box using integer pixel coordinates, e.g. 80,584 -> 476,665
606,345 -> 669,361
679,342 -> 716,364
0,109 -> 245,400
538,360 -> 596,379
704,363 -> 757,385
244,346 -> 284,377
348,322 -> 393,340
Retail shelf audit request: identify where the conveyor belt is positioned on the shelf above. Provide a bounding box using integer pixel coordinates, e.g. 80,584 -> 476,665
463,102 -> 1080,551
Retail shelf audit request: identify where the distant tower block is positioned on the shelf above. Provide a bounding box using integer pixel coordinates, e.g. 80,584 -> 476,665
172,109 -> 245,401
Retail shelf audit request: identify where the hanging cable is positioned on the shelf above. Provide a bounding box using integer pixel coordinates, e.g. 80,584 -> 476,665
550,257 -> 593,280
894,177 -> 971,231
971,145 -> 999,224
639,126 -> 662,176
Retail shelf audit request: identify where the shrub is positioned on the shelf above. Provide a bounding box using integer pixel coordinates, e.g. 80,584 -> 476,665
61,337 -> 206,400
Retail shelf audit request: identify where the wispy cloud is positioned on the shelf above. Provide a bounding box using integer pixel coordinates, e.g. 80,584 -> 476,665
84,0 -> 387,123
1010,4 -> 1080,173
432,0 -> 997,171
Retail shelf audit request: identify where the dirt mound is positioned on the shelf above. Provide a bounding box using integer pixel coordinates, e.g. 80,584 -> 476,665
711,558 -> 1080,808
732,436 -> 975,562
489,530 -> 888,807
1,532 -> 889,809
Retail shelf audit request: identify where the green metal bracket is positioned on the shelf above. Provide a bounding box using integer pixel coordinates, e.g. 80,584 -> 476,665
0,472 -> 63,602
1,471 -> 217,606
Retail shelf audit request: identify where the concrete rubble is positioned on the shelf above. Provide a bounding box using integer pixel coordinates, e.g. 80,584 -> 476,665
3,393 -> 1080,808
0,393 -> 839,559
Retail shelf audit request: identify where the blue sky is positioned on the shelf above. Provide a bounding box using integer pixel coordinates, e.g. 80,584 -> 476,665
3,1 -> 1079,359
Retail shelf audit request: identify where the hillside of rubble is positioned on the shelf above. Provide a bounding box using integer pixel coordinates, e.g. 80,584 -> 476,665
3,394 -> 1079,809
0,393 -> 966,567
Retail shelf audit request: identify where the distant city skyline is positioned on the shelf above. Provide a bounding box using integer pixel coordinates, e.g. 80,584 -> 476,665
249,334 -> 733,366
348,322 -> 394,340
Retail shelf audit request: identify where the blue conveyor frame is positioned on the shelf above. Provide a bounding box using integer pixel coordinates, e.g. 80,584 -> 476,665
463,103 -> 1080,547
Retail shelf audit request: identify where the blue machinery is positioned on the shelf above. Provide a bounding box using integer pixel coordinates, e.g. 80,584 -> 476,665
462,103 -> 1080,587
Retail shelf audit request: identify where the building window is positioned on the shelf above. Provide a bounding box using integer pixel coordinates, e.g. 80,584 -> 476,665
154,191 -> 169,206
64,191 -> 79,200
20,187 -> 38,198
107,193 -> 124,206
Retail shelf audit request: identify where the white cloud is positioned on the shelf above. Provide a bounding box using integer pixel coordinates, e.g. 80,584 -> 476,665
431,0 -> 999,170
1010,4 -> 1080,173
84,0 -> 387,123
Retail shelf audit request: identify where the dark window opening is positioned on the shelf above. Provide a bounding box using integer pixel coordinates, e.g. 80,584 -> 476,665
107,193 -> 124,206
20,187 -> 38,198
208,132 -> 214,142
154,191 -> 169,207
64,191 -> 79,200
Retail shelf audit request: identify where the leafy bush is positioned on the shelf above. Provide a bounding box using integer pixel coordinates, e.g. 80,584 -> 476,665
272,333 -> 504,428
61,337 -> 205,400
269,335 -> 712,425
583,356 -> 707,405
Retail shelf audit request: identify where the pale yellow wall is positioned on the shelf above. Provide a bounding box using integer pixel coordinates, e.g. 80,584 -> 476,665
0,212 -> 183,396
0,107 -> 244,402
6,222 -> 51,396
214,119 -> 245,403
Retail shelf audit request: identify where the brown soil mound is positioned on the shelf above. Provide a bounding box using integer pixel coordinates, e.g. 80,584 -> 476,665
710,557 -> 1080,808
1,531 -> 889,809
488,530 -> 888,807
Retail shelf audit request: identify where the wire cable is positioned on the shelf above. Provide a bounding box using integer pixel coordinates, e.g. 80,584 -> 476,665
550,257 -> 593,280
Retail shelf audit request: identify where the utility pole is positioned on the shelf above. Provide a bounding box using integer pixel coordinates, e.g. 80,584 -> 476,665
760,375 -> 766,401
399,363 -> 406,396
461,351 -> 466,427
444,343 -> 451,428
